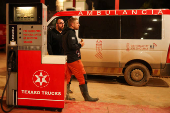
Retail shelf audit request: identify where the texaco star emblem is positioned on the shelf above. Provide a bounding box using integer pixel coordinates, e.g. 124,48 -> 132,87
32,70 -> 50,88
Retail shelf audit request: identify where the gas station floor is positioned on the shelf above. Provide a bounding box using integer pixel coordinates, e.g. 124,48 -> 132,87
1,51 -> 170,113
0,98 -> 170,113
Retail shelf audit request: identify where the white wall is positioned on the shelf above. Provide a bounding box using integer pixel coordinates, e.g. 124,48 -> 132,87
63,1 -> 87,11
56,0 -> 87,11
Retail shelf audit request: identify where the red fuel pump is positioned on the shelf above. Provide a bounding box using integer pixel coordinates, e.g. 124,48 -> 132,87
2,3 -> 67,112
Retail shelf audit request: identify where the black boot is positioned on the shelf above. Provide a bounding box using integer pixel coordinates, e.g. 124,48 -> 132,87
66,84 -> 75,100
69,75 -> 73,93
79,84 -> 99,102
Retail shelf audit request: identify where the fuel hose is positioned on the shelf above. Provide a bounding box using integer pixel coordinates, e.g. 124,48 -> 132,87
1,52 -> 15,113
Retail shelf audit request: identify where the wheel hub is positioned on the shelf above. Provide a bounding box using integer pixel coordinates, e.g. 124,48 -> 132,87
131,69 -> 143,81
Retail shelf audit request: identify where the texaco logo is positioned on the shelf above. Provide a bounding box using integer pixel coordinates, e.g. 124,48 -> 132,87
32,70 -> 50,88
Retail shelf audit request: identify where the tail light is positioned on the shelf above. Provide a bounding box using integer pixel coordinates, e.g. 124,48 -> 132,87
166,45 -> 170,63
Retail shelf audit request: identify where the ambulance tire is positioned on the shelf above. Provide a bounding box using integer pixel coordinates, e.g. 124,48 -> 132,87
124,63 -> 150,86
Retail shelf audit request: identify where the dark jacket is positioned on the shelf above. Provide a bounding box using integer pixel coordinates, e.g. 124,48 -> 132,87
47,28 -> 64,55
62,27 -> 82,63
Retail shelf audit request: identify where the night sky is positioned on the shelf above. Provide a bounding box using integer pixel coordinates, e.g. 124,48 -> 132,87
0,0 -> 170,24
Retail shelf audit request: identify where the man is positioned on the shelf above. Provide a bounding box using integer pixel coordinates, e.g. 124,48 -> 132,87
62,17 -> 99,102
47,18 -> 64,55
47,18 -> 73,94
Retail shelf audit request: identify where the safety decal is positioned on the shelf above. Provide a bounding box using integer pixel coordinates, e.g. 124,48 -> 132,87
95,40 -> 103,59
152,69 -> 160,76
126,43 -> 157,51
150,43 -> 157,49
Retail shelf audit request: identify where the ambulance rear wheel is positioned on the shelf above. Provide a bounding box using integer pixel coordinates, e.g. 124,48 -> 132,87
124,63 -> 150,86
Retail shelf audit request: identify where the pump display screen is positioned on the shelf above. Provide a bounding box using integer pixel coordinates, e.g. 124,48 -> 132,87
14,6 -> 37,22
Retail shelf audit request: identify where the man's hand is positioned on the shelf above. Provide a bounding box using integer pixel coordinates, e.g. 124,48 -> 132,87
80,41 -> 85,47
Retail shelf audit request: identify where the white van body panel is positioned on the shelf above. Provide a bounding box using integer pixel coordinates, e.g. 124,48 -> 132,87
47,10 -> 170,77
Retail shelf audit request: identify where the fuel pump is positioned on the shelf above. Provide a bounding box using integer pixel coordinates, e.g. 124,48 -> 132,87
1,3 -> 67,112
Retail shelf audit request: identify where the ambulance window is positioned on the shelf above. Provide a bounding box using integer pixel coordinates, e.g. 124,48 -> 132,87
62,16 -> 72,28
79,16 -> 120,39
121,15 -> 162,39
47,17 -> 57,31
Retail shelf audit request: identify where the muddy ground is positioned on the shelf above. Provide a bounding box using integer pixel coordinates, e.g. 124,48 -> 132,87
1,50 -> 170,108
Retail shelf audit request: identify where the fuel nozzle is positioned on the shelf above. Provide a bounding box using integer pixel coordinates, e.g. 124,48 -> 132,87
7,51 -> 15,72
